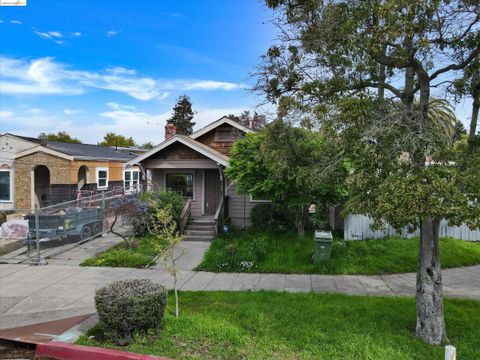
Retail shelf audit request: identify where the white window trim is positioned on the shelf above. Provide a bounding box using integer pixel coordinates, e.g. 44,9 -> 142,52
164,170 -> 195,200
250,195 -> 271,203
123,169 -> 140,191
0,169 -> 12,202
96,167 -> 109,189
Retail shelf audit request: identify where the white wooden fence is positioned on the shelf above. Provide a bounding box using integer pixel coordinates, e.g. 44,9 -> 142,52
344,214 -> 480,241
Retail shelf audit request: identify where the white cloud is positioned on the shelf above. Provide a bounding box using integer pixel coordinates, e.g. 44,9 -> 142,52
10,20 -> 22,25
24,108 -> 42,114
1,106 -> 247,144
63,109 -> 80,115
106,30 -> 118,37
71,32 -> 82,37
0,56 -> 244,101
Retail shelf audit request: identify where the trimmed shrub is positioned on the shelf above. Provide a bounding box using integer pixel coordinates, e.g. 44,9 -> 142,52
94,279 -> 167,344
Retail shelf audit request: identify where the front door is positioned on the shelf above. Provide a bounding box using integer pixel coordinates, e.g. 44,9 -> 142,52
204,169 -> 221,215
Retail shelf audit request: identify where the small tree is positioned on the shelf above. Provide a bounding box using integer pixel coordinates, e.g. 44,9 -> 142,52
226,119 -> 346,236
168,95 -> 196,135
227,110 -> 268,131
38,131 -> 81,143
100,132 -> 137,147
147,200 -> 184,318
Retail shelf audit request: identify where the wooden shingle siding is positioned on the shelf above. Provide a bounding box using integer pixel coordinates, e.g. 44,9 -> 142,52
195,125 -> 244,156
227,182 -> 256,228
148,143 -> 208,160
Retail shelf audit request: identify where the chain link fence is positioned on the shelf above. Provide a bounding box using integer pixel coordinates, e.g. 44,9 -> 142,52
0,188 -> 140,265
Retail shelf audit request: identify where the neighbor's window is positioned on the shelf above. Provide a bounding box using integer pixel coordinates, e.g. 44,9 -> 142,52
166,173 -> 193,198
96,167 -> 109,189
0,169 -> 11,201
250,194 -> 271,203
124,170 -> 140,191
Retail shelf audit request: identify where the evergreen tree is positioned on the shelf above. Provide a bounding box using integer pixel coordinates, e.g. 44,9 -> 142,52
168,95 -> 196,135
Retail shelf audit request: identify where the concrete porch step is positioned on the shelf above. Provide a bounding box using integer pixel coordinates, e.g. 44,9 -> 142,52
184,235 -> 214,242
185,229 -> 215,237
185,223 -> 215,230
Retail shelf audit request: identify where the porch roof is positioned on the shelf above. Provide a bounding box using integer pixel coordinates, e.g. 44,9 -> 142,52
126,134 -> 230,167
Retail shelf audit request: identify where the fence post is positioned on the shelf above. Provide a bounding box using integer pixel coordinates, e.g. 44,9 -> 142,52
31,205 -> 47,266
101,190 -> 105,235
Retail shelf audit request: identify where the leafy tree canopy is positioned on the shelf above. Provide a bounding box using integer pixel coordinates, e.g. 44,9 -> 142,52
99,132 -> 137,147
38,131 -> 82,143
226,119 -> 347,235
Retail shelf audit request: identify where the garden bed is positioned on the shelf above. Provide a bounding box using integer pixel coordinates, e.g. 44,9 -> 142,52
77,291 -> 480,359
195,229 -> 480,275
80,235 -> 167,268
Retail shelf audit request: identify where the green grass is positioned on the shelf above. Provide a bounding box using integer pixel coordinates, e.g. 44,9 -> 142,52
77,291 -> 480,359
80,235 -> 167,268
195,229 -> 480,275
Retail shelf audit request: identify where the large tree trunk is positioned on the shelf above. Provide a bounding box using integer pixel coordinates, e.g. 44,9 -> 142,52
416,217 -> 446,344
468,80 -> 479,149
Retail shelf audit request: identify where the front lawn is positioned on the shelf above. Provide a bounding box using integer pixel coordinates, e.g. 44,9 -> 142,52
80,235 -> 166,268
78,291 -> 480,359
195,229 -> 480,274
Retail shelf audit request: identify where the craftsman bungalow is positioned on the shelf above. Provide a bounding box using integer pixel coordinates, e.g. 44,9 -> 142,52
0,134 -> 143,210
126,116 -> 263,238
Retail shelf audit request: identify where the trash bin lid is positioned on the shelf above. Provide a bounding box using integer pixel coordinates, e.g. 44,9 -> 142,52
314,230 -> 333,240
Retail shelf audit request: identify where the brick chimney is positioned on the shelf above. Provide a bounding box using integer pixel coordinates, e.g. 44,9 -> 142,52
165,121 -> 177,140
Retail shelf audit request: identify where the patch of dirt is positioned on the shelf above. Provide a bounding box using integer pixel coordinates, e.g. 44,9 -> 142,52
0,341 -> 55,360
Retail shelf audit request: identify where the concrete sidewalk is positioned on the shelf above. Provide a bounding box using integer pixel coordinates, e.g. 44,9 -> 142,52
1,263 -> 479,331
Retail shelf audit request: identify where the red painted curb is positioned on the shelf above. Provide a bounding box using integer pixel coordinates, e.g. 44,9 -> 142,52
35,342 -> 171,360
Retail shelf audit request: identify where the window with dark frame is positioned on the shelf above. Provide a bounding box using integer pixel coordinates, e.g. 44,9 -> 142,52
166,173 -> 194,198
0,170 -> 11,201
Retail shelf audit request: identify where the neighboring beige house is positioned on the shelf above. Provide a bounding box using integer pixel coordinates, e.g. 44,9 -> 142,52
126,117 -> 265,235
0,134 -> 142,211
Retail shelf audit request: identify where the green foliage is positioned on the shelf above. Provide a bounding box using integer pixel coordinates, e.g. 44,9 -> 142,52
250,203 -> 291,230
141,142 -> 155,150
38,131 -> 81,143
133,191 -> 184,236
80,235 -> 168,268
196,230 -> 480,275
79,291 -> 480,359
94,279 -> 167,345
168,95 -> 195,135
99,132 -> 137,147
226,119 -> 347,234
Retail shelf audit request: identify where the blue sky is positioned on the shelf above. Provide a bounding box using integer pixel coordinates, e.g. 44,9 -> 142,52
0,0 -> 276,144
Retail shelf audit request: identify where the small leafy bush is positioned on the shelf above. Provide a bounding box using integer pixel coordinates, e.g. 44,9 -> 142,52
81,248 -> 152,268
131,190 -> 184,236
94,279 -> 167,344
250,203 -> 290,230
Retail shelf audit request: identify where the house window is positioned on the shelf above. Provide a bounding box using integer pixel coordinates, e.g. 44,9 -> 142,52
0,169 -> 11,202
96,167 -> 109,189
250,194 -> 271,203
124,170 -> 140,191
166,173 -> 194,198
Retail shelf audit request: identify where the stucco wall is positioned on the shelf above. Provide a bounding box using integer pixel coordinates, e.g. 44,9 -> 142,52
0,135 -> 37,210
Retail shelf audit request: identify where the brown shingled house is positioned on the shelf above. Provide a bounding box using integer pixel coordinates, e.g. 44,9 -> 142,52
126,116 -> 265,239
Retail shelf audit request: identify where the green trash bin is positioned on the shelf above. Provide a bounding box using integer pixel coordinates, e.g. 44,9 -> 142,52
313,230 -> 333,263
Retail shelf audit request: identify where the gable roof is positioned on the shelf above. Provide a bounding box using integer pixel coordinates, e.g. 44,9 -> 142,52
126,134 -> 230,167
7,134 -> 138,161
189,116 -> 253,140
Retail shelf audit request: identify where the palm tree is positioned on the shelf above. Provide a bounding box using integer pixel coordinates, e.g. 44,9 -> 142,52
415,98 -> 459,145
